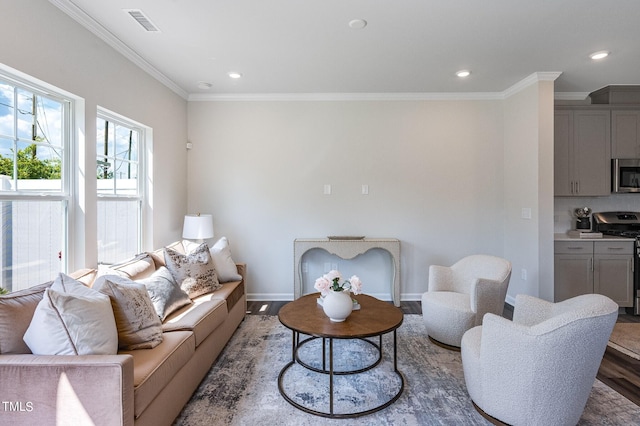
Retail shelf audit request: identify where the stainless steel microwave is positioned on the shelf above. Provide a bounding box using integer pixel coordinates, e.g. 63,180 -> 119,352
613,159 -> 640,193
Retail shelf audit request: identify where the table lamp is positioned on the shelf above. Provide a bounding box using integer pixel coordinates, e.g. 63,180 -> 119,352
182,213 -> 214,243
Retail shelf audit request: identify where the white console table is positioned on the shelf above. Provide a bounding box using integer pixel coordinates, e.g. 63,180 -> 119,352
294,238 -> 401,306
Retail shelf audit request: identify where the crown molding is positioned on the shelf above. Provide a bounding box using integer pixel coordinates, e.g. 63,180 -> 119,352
188,92 -> 508,102
189,73 -> 565,102
49,0 -> 188,99
502,72 -> 562,99
554,92 -> 590,101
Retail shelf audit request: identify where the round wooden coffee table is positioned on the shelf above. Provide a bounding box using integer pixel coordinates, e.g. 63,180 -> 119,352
278,293 -> 404,418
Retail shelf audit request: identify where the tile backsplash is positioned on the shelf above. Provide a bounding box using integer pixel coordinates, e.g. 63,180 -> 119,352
555,195 -> 640,233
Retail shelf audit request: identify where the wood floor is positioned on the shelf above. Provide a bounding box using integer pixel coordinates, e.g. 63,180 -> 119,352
246,300 -> 640,407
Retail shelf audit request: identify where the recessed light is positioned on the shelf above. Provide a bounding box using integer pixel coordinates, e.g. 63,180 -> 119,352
228,72 -> 243,79
348,19 -> 367,29
590,51 -> 609,60
197,81 -> 212,90
456,70 -> 471,78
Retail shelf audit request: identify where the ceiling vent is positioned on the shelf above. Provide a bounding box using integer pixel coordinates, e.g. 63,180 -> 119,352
124,9 -> 160,32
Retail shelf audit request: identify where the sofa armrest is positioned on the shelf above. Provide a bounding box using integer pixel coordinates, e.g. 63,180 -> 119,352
236,263 -> 246,284
0,354 -> 134,426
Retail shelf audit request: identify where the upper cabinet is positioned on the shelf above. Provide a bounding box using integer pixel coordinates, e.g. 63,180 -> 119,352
612,110 -> 640,158
554,109 -> 611,196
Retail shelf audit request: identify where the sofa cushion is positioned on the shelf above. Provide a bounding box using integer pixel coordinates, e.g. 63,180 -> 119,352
137,267 -> 192,321
162,298 -> 227,347
120,330 -> 195,419
149,241 -> 184,268
164,243 -> 221,298
23,274 -> 118,355
93,275 -> 164,350
200,280 -> 245,311
97,253 -> 156,281
0,281 -> 52,354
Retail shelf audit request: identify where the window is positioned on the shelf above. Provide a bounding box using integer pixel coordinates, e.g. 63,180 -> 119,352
96,111 -> 143,264
0,77 -> 70,292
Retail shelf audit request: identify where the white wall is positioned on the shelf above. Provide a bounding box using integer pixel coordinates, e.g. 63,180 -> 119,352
188,99 -> 511,300
502,80 -> 556,303
1,0 -> 188,269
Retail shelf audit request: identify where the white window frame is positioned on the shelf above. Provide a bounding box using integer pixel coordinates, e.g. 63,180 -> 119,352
96,108 -> 146,264
0,68 -> 74,285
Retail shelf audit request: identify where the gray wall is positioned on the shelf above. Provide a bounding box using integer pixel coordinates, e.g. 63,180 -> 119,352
187,83 -> 556,301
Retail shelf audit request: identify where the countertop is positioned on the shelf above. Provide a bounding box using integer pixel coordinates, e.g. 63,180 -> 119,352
554,232 -> 635,242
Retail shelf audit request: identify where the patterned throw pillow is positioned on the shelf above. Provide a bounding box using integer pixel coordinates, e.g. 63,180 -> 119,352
93,275 -> 163,350
164,243 -> 221,298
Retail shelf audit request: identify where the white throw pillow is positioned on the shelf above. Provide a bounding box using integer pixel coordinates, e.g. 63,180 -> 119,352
209,237 -> 242,282
23,273 -> 118,355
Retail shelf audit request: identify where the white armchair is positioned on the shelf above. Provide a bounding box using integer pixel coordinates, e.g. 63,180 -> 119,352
421,254 -> 511,349
461,294 -> 618,426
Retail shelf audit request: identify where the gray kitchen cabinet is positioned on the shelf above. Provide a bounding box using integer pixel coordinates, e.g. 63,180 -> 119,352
554,240 -> 633,306
554,241 -> 594,302
554,109 -> 611,196
611,110 -> 640,158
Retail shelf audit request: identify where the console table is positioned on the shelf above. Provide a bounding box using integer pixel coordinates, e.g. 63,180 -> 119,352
294,238 -> 401,306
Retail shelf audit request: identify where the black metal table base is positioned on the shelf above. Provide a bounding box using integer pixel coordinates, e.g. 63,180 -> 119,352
277,330 -> 404,418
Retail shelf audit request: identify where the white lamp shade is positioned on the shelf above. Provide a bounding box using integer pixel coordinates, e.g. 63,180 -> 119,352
182,214 -> 214,240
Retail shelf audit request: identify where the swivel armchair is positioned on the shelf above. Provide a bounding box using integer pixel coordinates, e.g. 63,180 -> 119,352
421,254 -> 511,349
461,293 -> 618,426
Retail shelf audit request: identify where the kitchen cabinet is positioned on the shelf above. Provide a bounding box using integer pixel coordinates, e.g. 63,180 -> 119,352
554,109 -> 611,196
554,240 -> 634,307
612,110 -> 640,158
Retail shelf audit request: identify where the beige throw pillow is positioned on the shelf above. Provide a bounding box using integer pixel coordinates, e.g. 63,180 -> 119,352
23,274 -> 118,355
164,243 -> 221,298
93,275 -> 163,350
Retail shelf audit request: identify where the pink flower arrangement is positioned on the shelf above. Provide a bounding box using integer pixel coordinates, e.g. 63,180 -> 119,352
314,270 -> 363,296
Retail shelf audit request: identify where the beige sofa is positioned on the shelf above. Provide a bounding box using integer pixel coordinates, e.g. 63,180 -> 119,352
0,241 -> 246,426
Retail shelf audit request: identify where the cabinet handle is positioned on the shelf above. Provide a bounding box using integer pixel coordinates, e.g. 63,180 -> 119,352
576,181 -> 580,194
566,246 -> 585,250
571,181 -> 575,194
590,258 -> 593,272
607,247 -> 625,251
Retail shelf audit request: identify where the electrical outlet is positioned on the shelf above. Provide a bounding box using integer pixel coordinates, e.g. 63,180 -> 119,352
323,184 -> 331,195
302,262 -> 308,273
521,268 -> 527,281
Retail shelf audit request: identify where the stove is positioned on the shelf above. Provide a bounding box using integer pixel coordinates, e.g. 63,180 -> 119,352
593,212 -> 640,314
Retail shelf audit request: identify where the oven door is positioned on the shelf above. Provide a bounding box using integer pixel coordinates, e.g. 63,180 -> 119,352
613,159 -> 640,193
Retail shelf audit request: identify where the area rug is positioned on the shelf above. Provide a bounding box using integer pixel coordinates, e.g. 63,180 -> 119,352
174,315 -> 640,425
608,322 -> 640,361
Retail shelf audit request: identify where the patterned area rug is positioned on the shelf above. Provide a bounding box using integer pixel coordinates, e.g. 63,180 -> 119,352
608,322 -> 640,361
174,315 -> 640,425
